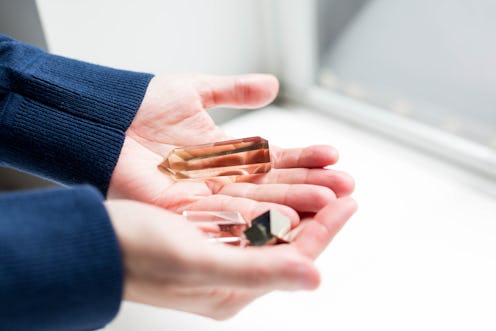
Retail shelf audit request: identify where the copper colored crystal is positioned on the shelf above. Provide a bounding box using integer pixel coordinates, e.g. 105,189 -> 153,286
159,136 -> 271,179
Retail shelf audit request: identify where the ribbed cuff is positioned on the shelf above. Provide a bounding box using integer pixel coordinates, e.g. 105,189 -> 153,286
1,35 -> 153,194
0,93 -> 125,194
0,185 -> 122,331
12,50 -> 153,131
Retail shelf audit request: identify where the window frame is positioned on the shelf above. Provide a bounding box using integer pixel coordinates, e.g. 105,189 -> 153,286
266,0 -> 496,180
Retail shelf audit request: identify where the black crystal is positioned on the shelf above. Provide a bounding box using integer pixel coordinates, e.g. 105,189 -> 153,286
244,210 -> 273,245
243,210 -> 291,246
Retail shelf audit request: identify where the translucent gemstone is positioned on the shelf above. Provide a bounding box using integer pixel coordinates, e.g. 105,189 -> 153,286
158,136 -> 271,179
184,209 -> 292,247
243,209 -> 292,246
183,211 -> 249,246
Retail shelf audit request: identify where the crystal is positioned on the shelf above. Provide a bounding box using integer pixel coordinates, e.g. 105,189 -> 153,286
243,210 -> 292,246
158,136 -> 271,179
183,211 -> 249,246
184,209 -> 292,247
243,222 -> 271,246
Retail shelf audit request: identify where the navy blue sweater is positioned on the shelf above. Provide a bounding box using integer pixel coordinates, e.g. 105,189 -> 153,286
0,34 -> 153,330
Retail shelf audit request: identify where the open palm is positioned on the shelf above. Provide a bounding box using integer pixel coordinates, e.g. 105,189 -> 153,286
107,196 -> 357,320
108,74 -> 354,221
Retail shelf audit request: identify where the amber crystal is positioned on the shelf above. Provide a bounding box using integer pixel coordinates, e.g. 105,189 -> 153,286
159,136 -> 271,179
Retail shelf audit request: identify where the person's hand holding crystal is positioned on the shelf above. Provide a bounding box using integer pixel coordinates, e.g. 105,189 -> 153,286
108,74 -> 355,224
103,73 -> 358,317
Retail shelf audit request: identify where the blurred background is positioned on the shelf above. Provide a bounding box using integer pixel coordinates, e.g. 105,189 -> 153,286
1,1 -> 495,330
2,0 -> 495,190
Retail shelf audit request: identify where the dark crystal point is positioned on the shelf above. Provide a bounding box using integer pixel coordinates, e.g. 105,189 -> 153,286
244,222 -> 272,246
244,210 -> 291,246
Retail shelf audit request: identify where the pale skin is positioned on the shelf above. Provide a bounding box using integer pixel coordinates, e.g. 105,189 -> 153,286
105,74 -> 357,319
106,197 -> 356,320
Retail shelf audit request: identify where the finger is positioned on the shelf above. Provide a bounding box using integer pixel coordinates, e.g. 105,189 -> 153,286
236,168 -> 355,197
177,194 -> 300,227
196,74 -> 279,109
214,183 -> 336,213
270,145 -> 339,168
291,197 -> 358,259
203,244 -> 321,291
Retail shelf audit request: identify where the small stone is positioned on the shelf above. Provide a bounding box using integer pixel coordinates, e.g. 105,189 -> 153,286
244,223 -> 271,246
244,209 -> 292,246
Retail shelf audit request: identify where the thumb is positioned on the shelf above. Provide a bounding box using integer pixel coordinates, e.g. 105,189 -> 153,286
196,74 -> 279,109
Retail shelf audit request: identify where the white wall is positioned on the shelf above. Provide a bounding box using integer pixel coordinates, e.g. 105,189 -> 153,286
36,0 -> 267,75
36,0 -> 271,123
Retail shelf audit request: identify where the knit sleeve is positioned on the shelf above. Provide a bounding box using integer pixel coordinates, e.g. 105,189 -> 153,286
0,185 -> 123,331
0,34 -> 154,194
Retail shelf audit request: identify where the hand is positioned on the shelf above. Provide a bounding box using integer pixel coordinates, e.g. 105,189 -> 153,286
108,74 -> 354,220
105,197 -> 357,320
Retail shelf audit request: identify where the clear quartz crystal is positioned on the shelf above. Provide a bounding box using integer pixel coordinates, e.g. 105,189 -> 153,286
183,211 -> 249,246
159,136 -> 271,179
184,209 -> 292,247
